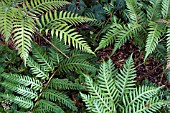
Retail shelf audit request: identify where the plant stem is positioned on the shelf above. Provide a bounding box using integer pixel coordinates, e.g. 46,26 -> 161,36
36,32 -> 70,58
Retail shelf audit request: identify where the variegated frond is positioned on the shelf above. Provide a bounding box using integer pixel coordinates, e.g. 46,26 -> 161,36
23,0 -> 70,17
12,16 -> 34,64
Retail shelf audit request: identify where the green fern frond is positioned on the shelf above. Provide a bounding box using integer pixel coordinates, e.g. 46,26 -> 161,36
116,54 -> 136,96
0,82 -> 38,100
82,74 -> 113,112
23,0 -> 70,17
36,10 -> 94,54
36,99 -> 64,113
42,89 -> 77,111
134,97 -> 167,113
147,0 -> 162,21
32,43 -> 54,72
0,93 -> 34,109
161,0 -> 170,19
12,16 -> 34,64
97,59 -> 119,103
126,0 -> 146,24
58,56 -> 97,73
112,23 -> 143,54
27,56 -> 49,79
49,78 -> 85,90
0,6 -> 16,43
144,22 -> 164,60
95,23 -> 123,51
0,73 -> 42,91
123,86 -> 164,108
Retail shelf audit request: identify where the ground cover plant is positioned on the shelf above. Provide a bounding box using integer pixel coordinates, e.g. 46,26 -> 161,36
0,0 -> 170,113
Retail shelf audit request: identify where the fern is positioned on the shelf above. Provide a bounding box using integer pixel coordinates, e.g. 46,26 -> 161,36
35,99 -> 64,113
13,16 -> 34,64
80,55 -> 167,113
126,0 -> 146,24
0,0 -> 94,63
144,22 -> 164,60
23,0 -> 70,17
36,10 -> 94,54
42,89 -> 77,111
49,78 -> 85,90
161,0 -> 170,19
112,23 -> 143,54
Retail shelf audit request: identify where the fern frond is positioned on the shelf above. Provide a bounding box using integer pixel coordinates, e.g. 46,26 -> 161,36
58,56 -> 97,73
126,0 -> 146,24
42,89 -> 77,111
12,16 -> 34,64
1,73 -> 42,91
0,82 -> 38,100
36,99 -> 64,113
123,86 -> 164,108
97,59 -> 119,103
147,0 -> 162,21
0,7 -> 15,42
144,22 -> 163,60
0,93 -> 34,109
23,0 -> 70,17
161,0 -> 170,19
36,10 -> 94,54
27,56 -> 49,80
49,78 -> 85,90
82,74 -> 113,112
95,23 -> 123,51
112,23 -> 143,54
32,43 -> 54,72
116,54 -> 136,96
134,97 -> 167,113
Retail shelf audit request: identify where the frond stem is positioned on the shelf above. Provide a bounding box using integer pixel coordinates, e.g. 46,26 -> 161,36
36,32 -> 70,58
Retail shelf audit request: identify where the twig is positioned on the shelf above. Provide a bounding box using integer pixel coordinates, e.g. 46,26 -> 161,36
36,32 -> 69,58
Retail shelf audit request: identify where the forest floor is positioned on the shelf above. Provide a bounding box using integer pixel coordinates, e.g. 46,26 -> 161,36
96,40 -> 170,89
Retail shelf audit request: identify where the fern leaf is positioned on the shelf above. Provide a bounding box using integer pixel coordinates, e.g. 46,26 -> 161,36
0,93 -> 34,109
36,99 -> 64,113
112,23 -> 143,54
23,0 -> 70,17
161,0 -> 170,19
95,23 -> 123,51
42,89 -> 78,111
134,97 -> 167,113
1,73 -> 42,91
97,59 -> 119,103
0,7 -> 15,42
49,78 -> 85,90
144,22 -> 163,60
123,86 -> 164,108
83,74 -> 113,112
32,43 -> 54,72
126,0 -> 146,24
12,17 -> 34,64
58,56 -> 97,73
147,0 -> 162,21
0,82 -> 38,100
27,56 -> 49,80
116,54 -> 136,96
